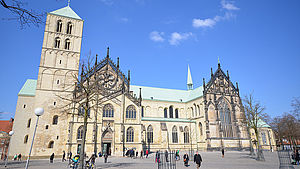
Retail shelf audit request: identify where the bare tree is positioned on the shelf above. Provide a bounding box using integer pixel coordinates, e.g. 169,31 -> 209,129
243,94 -> 268,161
1,0 -> 44,28
291,97 -> 300,121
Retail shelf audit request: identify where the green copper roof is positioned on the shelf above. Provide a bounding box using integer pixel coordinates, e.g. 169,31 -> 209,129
142,117 -> 195,123
257,119 -> 270,128
49,6 -> 82,20
130,85 -> 203,103
18,79 -> 37,96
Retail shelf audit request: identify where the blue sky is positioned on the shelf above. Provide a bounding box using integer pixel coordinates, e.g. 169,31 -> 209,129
0,0 -> 300,120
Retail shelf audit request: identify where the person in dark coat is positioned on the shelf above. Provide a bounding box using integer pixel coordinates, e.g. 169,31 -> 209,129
221,148 -> 225,158
104,153 -> 108,163
62,151 -> 66,162
165,150 -> 169,162
140,150 -> 143,158
17,154 -> 22,161
183,153 -> 189,167
296,150 -> 300,165
194,152 -> 202,169
155,151 -> 160,163
50,153 -> 55,163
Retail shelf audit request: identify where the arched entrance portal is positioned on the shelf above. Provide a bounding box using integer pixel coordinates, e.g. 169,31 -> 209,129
102,128 -> 113,155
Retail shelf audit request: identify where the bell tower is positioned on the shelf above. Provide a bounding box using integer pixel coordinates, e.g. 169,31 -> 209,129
32,5 -> 84,156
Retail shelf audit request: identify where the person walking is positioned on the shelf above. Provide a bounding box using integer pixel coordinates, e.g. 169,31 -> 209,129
140,150 -> 143,158
136,151 -> 138,158
183,153 -> 189,167
13,154 -> 17,161
17,154 -> 22,161
62,150 -> 66,162
104,153 -> 108,163
155,151 -> 160,163
146,149 -> 149,158
165,150 -> 169,162
296,149 -> 300,165
194,152 -> 202,169
221,148 -> 225,158
50,153 -> 55,163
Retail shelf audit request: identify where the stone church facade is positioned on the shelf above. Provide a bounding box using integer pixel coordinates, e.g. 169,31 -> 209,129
9,5 -> 254,158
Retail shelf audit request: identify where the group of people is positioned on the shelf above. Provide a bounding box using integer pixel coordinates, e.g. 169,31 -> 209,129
12,154 -> 22,161
155,150 -> 203,168
125,149 -> 149,158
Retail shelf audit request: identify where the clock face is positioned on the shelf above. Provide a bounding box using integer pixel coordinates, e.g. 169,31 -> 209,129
98,70 -> 117,90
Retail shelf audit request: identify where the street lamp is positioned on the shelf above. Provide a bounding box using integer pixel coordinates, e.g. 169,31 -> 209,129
25,108 -> 44,169
4,130 -> 14,168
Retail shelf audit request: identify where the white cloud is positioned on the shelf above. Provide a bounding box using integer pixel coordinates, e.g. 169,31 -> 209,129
169,32 -> 193,45
120,17 -> 129,23
192,18 -> 216,28
149,31 -> 165,42
221,0 -> 239,11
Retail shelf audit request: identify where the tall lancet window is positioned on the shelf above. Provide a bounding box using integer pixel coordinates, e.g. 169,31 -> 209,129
56,20 -> 62,32
55,37 -> 61,48
65,39 -> 70,50
218,99 -> 233,137
67,22 -> 73,34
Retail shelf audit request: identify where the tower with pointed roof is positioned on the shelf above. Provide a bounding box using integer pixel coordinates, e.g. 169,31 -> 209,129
187,65 -> 193,90
9,5 -> 84,157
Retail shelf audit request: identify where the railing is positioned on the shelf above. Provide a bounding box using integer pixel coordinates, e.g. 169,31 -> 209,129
277,150 -> 295,169
156,150 -> 176,169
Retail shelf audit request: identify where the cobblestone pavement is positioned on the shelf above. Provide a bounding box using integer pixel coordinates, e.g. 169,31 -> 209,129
1,151 -> 300,169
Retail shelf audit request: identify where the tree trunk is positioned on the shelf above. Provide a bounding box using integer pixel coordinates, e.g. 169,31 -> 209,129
247,127 -> 255,156
255,128 -> 265,161
79,105 -> 88,169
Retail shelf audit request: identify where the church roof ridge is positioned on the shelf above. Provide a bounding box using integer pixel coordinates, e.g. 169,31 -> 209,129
49,6 -> 82,20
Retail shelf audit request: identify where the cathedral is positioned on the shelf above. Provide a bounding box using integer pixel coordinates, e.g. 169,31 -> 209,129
9,5 -> 259,158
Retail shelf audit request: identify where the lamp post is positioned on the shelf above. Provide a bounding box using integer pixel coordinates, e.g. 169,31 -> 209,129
25,108 -> 44,169
4,130 -> 14,168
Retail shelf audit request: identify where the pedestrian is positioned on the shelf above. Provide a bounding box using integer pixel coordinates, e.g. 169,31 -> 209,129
165,150 -> 169,162
98,151 -> 102,157
146,149 -> 149,158
194,152 -> 202,169
176,150 -> 180,160
62,150 -> 66,162
140,150 -> 143,158
296,149 -> 300,165
104,153 -> 108,163
183,153 -> 189,167
13,154 -> 17,161
136,151 -> 138,158
50,153 -> 55,163
17,154 -> 22,161
68,152 -> 72,165
221,148 -> 225,158
155,151 -> 160,163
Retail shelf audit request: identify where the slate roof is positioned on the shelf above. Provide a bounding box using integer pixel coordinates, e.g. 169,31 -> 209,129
49,6 -> 82,20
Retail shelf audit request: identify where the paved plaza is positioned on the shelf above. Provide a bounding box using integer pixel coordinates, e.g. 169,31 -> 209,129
1,151 -> 300,169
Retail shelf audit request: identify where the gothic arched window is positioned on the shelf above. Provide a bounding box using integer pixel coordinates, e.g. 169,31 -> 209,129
48,141 -> 54,148
191,107 -> 194,117
52,115 -> 58,125
65,38 -> 70,50
218,99 -> 233,137
169,106 -> 173,118
175,109 -> 179,118
54,37 -> 61,48
27,118 -> 31,128
147,125 -> 153,143
184,126 -> 189,143
103,103 -> 114,117
77,126 -> 83,140
141,106 -> 144,117
67,22 -> 73,34
172,126 -> 178,143
126,127 -> 134,142
197,105 -> 200,116
194,104 -> 197,116
199,122 -> 203,136
164,108 -> 168,118
56,20 -> 62,32
126,105 -> 136,119
24,135 -> 28,144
